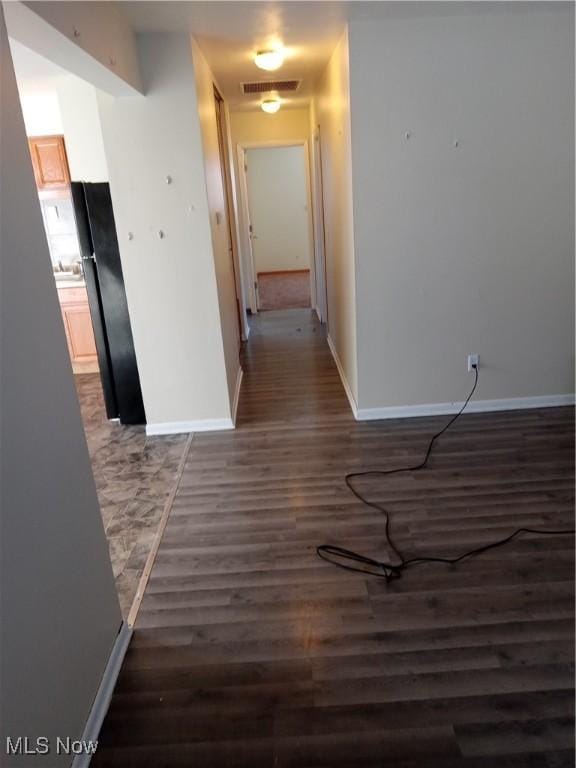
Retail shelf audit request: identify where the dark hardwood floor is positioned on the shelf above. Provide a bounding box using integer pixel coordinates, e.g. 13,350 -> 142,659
93,309 -> 575,767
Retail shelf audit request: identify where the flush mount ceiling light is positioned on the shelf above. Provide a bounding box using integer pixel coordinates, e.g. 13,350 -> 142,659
254,49 -> 284,71
261,98 -> 281,114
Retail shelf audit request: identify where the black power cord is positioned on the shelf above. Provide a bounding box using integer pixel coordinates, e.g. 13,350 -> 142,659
317,365 -> 575,580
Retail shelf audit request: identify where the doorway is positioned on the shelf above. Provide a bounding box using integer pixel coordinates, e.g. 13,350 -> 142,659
238,142 -> 315,314
8,38 -> 186,619
28,133 -> 100,373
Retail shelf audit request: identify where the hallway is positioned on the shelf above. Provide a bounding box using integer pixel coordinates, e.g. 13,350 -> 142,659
94,310 -> 574,767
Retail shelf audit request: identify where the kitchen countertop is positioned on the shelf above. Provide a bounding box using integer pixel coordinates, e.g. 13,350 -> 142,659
55,278 -> 86,289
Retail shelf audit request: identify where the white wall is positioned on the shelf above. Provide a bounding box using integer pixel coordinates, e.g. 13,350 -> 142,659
312,30 -> 358,402
191,38 -> 241,414
97,33 -> 233,430
18,86 -> 62,134
0,9 -> 122,764
57,75 -> 108,182
245,145 -> 311,273
348,6 -> 574,413
14,71 -> 109,182
230,108 -> 310,146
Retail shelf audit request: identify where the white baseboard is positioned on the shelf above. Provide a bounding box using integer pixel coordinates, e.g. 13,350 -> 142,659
232,367 -> 244,425
325,331 -> 574,421
326,334 -> 358,418
145,372 -> 243,436
72,621 -> 132,768
357,393 -> 576,421
146,417 -> 234,436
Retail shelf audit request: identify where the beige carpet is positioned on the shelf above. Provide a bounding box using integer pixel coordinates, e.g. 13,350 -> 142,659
257,269 -> 311,310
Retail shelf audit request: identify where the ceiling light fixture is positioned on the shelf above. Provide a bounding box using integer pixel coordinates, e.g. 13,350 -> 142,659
254,49 -> 284,71
261,98 -> 281,114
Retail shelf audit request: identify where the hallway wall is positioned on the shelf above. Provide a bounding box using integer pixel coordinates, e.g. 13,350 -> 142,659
349,5 -> 574,414
97,33 -> 234,431
230,108 -> 310,146
0,9 -> 122,761
191,38 -> 241,416
312,29 -> 358,405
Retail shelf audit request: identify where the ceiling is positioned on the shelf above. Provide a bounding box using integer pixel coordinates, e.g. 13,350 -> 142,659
13,2 -> 557,112
117,1 -> 348,111
117,1 -> 556,112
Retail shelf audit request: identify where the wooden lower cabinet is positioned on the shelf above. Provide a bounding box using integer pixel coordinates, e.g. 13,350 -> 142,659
57,285 -> 99,373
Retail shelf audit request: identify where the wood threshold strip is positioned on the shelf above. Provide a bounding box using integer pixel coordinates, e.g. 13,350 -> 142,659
126,431 -> 194,627
257,269 -> 310,277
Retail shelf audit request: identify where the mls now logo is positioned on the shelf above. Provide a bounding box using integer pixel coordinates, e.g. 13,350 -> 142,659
6,738 -> 50,756
6,737 -> 98,756
55,738 -> 98,755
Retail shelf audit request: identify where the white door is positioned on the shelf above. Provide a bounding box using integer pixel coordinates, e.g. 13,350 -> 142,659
245,146 -> 311,295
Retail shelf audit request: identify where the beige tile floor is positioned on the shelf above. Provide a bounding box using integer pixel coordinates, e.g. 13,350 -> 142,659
75,374 -> 188,616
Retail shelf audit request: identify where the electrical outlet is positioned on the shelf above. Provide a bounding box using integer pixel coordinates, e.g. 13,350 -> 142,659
467,354 -> 479,372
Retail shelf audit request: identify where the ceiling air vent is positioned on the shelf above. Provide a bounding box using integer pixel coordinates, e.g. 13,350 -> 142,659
241,79 -> 301,95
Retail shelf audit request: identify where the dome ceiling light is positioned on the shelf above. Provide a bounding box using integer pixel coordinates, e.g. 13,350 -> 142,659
261,98 -> 281,114
254,49 -> 284,71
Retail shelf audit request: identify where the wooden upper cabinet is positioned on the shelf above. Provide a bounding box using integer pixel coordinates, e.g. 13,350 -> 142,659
28,135 -> 71,190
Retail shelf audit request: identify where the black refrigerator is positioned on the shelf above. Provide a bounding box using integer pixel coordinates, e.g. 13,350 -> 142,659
71,182 -> 146,426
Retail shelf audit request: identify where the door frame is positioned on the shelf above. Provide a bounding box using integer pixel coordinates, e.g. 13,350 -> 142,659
236,139 -> 316,315
214,87 -> 250,341
236,144 -> 259,313
311,126 -> 329,325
